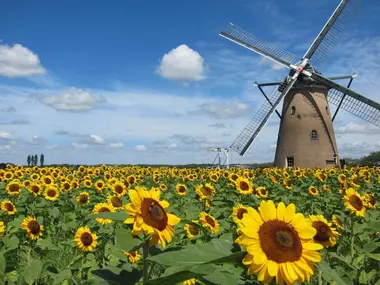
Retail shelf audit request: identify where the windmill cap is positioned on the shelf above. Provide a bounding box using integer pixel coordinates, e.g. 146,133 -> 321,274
352,72 -> 358,78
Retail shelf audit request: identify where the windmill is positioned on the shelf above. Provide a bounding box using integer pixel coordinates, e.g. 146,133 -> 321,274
219,0 -> 380,168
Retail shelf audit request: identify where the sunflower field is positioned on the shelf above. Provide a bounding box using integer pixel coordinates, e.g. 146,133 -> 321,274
0,164 -> 379,285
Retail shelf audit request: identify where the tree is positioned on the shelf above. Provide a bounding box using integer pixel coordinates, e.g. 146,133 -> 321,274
34,154 -> 38,167
360,151 -> 380,166
27,155 -> 31,166
40,154 -> 44,167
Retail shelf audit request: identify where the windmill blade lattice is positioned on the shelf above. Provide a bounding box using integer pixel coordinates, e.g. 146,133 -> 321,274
327,88 -> 380,127
220,23 -> 297,68
304,0 -> 362,66
231,76 -> 297,155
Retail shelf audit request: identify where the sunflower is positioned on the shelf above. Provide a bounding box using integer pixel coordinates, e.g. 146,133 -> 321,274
283,178 -> 292,190
195,183 -> 215,200
199,212 -> 219,234
184,221 -> 200,239
308,186 -> 319,196
3,171 -> 13,180
123,251 -> 141,263
21,216 -> 44,240
232,204 -> 248,225
183,279 -> 196,285
0,221 -> 4,238
83,179 -> 92,188
175,183 -> 187,196
44,186 -> 60,201
271,176 -> 280,184
332,215 -> 344,231
338,174 -> 347,185
0,200 -> 17,215
42,175 -> 54,186
111,181 -> 127,197
6,180 -> 22,196
74,227 -> 98,252
343,188 -> 366,217
60,181 -> 71,192
236,200 -> 323,284
93,203 -> 116,225
309,215 -> 340,248
28,183 -> 42,196
364,193 -> 376,209
159,183 -> 168,191
235,177 -> 253,195
316,171 -> 327,183
124,187 -> 180,248
257,186 -> 268,198
107,195 -> 124,209
76,192 -> 90,205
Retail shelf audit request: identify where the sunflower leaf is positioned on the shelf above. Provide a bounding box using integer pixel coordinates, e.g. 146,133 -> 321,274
89,211 -> 129,222
114,228 -> 143,252
21,259 -> 43,285
316,261 -> 349,285
0,252 -> 6,275
147,239 -> 239,266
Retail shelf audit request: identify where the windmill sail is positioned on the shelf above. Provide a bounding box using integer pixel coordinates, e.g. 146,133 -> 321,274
310,72 -> 380,127
219,23 -> 297,69
231,75 -> 299,155
304,0 -> 362,66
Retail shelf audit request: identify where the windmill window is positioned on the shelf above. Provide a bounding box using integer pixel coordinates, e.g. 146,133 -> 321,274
311,130 -> 318,140
290,106 -> 296,115
286,157 -> 294,168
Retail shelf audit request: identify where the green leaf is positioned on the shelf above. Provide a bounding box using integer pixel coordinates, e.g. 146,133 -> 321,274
21,259 -> 43,285
52,269 -> 72,285
361,241 -> 378,253
317,261 -> 348,285
148,239 -> 237,267
363,221 -> 380,231
36,238 -> 59,251
90,211 -> 129,222
327,252 -> 356,270
50,207 -> 61,219
2,235 -> 20,251
115,228 -> 143,252
366,253 -> 380,262
91,266 -> 142,285
0,253 -> 6,275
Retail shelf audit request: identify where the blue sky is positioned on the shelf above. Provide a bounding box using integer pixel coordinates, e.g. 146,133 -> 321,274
1,0 -> 380,165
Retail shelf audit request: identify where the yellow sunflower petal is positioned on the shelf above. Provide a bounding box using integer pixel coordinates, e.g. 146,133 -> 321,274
277,202 -> 286,221
259,200 -> 276,222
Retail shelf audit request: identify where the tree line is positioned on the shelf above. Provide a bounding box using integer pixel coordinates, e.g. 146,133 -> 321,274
27,154 -> 44,167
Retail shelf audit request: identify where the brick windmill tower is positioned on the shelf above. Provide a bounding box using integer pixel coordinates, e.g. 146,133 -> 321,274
219,0 -> 380,168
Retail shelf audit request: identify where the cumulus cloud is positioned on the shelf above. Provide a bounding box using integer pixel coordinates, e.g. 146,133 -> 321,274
79,135 -> 105,145
156,44 -> 206,82
134,145 -> 147,151
152,140 -> 177,150
72,143 -> 89,149
37,87 -> 106,111
208,123 -> 227,129
0,43 -> 46,77
335,122 -> 378,135
0,131 -> 13,140
108,142 -> 124,148
189,100 -> 252,119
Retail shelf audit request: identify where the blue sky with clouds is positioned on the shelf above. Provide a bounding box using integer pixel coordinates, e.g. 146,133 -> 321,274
1,0 -> 380,165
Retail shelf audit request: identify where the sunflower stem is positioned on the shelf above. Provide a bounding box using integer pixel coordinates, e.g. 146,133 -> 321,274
350,216 -> 355,261
142,239 -> 150,284
318,268 -> 322,285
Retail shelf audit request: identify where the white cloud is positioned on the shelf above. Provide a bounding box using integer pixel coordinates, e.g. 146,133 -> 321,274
37,87 -> 106,111
134,145 -> 147,151
0,144 -> 11,151
0,131 -> 13,140
108,142 -> 124,148
335,122 -> 379,135
72,143 -> 89,149
189,100 -> 252,119
156,44 -> 206,82
0,44 -> 46,77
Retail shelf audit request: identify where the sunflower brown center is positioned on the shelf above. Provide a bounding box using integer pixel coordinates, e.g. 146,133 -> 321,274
9,184 -> 20,193
99,207 -> 110,213
111,197 -> 123,207
258,220 -> 302,263
44,178 -> 52,184
349,195 -> 363,210
178,186 -> 186,193
63,183 -> 70,190
79,195 -> 88,203
205,215 -> 216,227
231,174 -> 238,181
114,185 -> 123,193
47,189 -> 57,197
368,195 -> 376,206
188,225 -> 199,235
261,189 -> 267,196
97,182 -> 103,188
31,185 -> 40,193
201,187 -> 212,196
81,232 -> 93,246
237,208 -> 247,220
239,181 -> 249,191
312,221 -> 330,242
129,251 -> 136,257
141,198 -> 168,231
4,202 -> 14,211
28,221 -> 41,234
